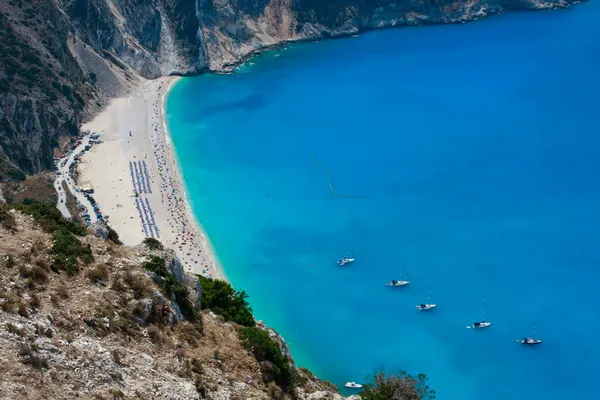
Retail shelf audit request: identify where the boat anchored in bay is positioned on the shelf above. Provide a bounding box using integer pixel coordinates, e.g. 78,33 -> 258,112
386,260 -> 410,287
416,289 -> 436,311
337,256 -> 355,266
468,300 -> 491,329
519,324 -> 542,345
344,382 -> 363,389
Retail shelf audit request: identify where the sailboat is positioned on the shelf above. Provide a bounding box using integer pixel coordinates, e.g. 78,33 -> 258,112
469,300 -> 491,328
337,256 -> 355,266
337,242 -> 355,266
386,260 -> 410,287
520,324 -> 542,345
416,289 -> 436,311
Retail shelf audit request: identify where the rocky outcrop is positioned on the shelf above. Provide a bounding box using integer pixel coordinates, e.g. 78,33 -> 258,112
87,219 -> 109,239
184,273 -> 203,309
257,319 -> 293,362
0,210 -> 351,399
0,0 -> 580,178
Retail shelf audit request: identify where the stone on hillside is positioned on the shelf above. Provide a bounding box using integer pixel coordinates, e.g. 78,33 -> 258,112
88,220 -> 109,240
169,301 -> 184,324
152,289 -> 165,311
163,250 -> 184,284
35,316 -> 55,338
183,274 -> 202,309
139,298 -> 154,322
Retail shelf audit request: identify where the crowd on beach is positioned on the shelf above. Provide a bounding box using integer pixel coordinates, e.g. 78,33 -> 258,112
143,82 -> 215,279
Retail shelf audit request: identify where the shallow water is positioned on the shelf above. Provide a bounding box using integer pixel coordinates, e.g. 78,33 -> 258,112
167,3 -> 600,398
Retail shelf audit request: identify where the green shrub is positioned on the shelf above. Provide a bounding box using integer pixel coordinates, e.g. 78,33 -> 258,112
143,256 -> 168,276
0,205 -> 16,230
238,327 -> 294,390
143,237 -> 163,250
143,256 -> 198,322
14,203 -> 86,235
107,225 -> 122,245
51,227 -> 93,275
197,276 -> 254,327
359,370 -> 436,400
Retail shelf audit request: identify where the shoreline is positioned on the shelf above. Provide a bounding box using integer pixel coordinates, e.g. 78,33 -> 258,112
79,76 -> 225,280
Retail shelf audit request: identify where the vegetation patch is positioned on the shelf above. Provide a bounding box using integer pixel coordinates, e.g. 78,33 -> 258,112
143,237 -> 163,250
238,327 -> 294,390
107,225 -> 122,245
14,203 -> 86,235
359,370 -> 436,400
143,256 -> 198,322
87,264 -> 109,284
0,204 -> 16,230
197,276 -> 254,327
51,227 -> 93,275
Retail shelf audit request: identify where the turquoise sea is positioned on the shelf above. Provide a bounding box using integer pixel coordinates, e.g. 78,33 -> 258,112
167,3 -> 600,399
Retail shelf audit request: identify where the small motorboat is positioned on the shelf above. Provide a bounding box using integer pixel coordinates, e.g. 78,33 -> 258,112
337,256 -> 355,266
416,289 -> 436,311
344,381 -> 362,389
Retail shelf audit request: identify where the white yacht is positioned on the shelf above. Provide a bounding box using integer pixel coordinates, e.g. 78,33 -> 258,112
344,382 -> 362,389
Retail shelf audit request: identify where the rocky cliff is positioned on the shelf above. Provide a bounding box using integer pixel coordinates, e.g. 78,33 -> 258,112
0,207 -> 352,399
0,0 -> 579,179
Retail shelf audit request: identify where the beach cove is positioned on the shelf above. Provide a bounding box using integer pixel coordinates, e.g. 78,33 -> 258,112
166,3 -> 600,400
79,78 -> 223,280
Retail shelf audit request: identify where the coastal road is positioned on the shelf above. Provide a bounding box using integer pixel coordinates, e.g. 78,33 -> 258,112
54,134 -> 97,224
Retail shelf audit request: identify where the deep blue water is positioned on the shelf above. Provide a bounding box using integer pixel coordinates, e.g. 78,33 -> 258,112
167,3 -> 600,399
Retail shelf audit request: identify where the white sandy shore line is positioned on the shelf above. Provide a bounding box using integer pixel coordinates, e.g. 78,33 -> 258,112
79,76 -> 225,280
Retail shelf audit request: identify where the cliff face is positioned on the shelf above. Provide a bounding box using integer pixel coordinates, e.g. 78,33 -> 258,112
0,0 -> 578,179
0,208 -> 347,399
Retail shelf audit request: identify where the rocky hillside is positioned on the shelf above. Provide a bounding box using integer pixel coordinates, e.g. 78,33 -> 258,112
0,206 -> 350,400
0,0 -> 579,179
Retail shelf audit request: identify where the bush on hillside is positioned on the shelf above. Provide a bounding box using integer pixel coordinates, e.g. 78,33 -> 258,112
143,256 -> 199,322
143,256 -> 169,276
197,276 -> 254,327
143,237 -> 163,250
238,327 -> 294,390
107,225 -> 122,245
0,205 -> 16,230
359,370 -> 436,400
51,227 -> 93,275
14,203 -> 86,235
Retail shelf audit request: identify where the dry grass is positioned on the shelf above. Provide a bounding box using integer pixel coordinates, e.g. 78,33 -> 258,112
2,172 -> 57,205
87,264 -> 109,285
174,322 -> 202,347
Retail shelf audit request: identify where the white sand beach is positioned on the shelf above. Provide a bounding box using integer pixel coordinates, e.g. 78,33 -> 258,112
79,77 -> 224,280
